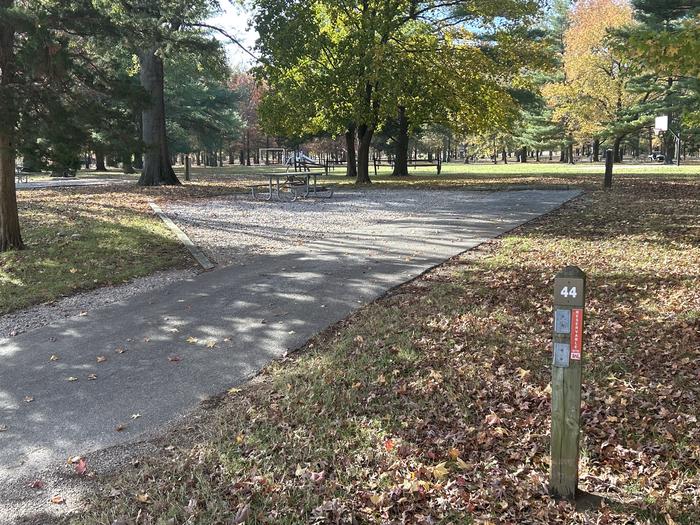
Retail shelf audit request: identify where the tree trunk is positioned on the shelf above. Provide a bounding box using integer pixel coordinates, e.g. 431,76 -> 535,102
568,143 -> 575,164
122,157 -> 135,174
592,138 -> 600,162
0,4 -> 22,251
613,136 -> 623,163
0,133 -> 23,251
520,146 -> 527,163
94,150 -> 107,171
391,106 -> 409,177
345,123 -> 357,178
356,124 -> 373,184
245,130 -> 251,166
137,49 -> 180,186
133,151 -> 143,170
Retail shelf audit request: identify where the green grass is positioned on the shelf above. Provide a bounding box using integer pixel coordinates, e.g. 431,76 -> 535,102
72,176 -> 699,524
1,189 -> 192,315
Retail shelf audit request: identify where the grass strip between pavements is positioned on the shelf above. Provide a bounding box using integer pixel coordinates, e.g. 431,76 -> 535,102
71,176 -> 699,524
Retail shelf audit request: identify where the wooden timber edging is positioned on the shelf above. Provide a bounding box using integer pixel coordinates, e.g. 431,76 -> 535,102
148,202 -> 216,271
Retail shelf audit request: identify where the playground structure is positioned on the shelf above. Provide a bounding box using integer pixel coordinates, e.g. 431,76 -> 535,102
284,151 -> 326,172
258,148 -> 287,165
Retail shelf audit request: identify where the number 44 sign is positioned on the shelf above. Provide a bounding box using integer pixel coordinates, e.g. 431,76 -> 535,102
560,286 -> 578,299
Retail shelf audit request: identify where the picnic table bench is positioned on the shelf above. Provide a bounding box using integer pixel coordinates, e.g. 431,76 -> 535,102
251,172 -> 334,202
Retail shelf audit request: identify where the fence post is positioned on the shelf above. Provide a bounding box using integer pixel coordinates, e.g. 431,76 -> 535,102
550,266 -> 586,500
603,149 -> 613,188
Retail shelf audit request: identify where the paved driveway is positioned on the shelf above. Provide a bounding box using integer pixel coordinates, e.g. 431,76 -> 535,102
0,189 -> 579,522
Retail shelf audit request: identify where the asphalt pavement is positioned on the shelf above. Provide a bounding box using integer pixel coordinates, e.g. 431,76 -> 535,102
0,189 -> 580,522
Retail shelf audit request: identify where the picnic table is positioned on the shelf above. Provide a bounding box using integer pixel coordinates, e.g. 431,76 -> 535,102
251,172 -> 334,202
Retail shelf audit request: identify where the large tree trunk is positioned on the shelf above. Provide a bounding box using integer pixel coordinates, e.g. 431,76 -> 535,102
592,138 -> 600,162
356,124 -> 373,184
613,136 -> 623,163
345,123 -> 357,178
0,133 -> 23,251
94,149 -> 107,171
520,146 -> 527,163
0,3 -> 23,252
138,49 -> 180,186
391,106 -> 409,177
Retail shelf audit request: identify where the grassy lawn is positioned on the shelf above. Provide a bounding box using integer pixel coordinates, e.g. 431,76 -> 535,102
2,168 -> 279,315
71,176 -> 699,524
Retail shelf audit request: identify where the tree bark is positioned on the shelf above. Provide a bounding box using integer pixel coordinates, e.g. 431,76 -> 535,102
345,123 -> 357,178
94,150 -> 107,171
391,106 -> 409,177
356,124 -> 373,184
137,49 -> 180,186
613,136 -> 623,163
520,146 -> 527,163
0,2 -> 23,251
0,133 -> 23,251
592,138 -> 600,162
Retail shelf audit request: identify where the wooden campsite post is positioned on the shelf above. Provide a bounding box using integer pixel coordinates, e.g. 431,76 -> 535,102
603,149 -> 613,188
550,266 -> 586,500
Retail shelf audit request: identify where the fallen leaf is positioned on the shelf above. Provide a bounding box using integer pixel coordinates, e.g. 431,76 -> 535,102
206,340 -> 217,348
168,354 -> 181,362
0,425 -> 7,432
87,374 -> 97,381
228,387 -> 241,395
96,356 -> 107,363
29,479 -> 45,489
186,336 -> 198,344
115,347 -> 126,354
232,504 -> 250,524
384,439 -> 395,452
75,458 -> 88,476
131,414 -> 141,420
135,493 -> 150,503
66,377 -> 78,382
484,413 -> 501,426
49,354 -> 60,361
115,424 -> 126,432
370,494 -> 383,507
432,462 -> 449,480
49,495 -> 65,504
24,396 -> 34,403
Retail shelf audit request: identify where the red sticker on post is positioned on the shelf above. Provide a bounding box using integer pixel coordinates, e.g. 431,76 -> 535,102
570,308 -> 583,360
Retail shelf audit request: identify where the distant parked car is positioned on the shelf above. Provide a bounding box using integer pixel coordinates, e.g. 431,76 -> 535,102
648,152 -> 665,162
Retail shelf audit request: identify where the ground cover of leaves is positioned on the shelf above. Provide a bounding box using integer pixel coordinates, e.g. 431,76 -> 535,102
68,175 -> 699,524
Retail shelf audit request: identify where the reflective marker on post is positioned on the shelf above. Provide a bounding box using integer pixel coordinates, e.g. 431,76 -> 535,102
550,266 -> 586,500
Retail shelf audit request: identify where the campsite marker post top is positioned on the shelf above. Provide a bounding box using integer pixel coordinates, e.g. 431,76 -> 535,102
550,266 -> 586,500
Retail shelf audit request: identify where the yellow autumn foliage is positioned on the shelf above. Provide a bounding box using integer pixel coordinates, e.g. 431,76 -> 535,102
544,0 -> 642,141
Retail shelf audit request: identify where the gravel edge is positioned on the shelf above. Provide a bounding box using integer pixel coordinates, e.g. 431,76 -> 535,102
0,268 -> 196,339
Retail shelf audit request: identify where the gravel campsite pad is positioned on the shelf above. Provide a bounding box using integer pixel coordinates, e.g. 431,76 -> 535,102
166,188 -> 479,265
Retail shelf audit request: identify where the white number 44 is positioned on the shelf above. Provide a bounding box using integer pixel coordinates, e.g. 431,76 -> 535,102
560,286 -> 577,298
